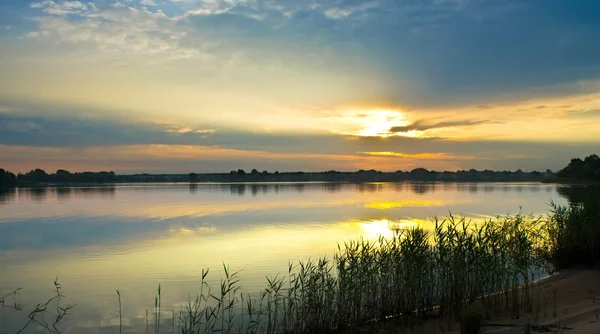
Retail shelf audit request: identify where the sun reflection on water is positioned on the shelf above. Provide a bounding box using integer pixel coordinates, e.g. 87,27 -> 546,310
364,199 -> 444,209
359,219 -> 421,239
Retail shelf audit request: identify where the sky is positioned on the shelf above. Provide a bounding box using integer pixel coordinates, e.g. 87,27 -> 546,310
0,0 -> 599,173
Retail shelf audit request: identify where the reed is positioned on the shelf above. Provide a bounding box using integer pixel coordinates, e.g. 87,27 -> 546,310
171,213 -> 550,334
546,190 -> 600,270
117,289 -> 122,334
15,278 -> 74,334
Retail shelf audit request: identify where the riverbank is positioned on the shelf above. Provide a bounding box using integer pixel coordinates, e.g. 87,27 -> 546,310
488,268 -> 600,334
341,268 -> 600,334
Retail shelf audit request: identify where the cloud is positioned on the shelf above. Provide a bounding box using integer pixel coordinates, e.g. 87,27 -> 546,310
17,0 -> 600,108
390,119 -> 495,134
2,138 -> 596,174
564,108 -> 600,119
0,113 -> 217,147
359,151 -> 484,160
1,103 -> 599,174
322,1 -> 380,20
30,1 -> 88,15
2,0 -> 600,176
0,119 -> 39,132
0,143 -> 434,173
166,127 -> 215,134
26,1 -> 211,61
140,0 -> 158,6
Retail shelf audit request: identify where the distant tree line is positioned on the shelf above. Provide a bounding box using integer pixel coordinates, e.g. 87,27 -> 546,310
12,169 -> 120,185
1,169 -> 123,188
13,159 -> 600,188
189,168 -> 552,183
0,166 -> 557,189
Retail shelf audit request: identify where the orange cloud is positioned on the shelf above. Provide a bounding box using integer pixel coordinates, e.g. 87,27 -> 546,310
360,151 -> 483,160
0,144 -> 467,173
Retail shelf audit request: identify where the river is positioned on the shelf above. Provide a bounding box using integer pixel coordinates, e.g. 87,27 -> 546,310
0,182 -> 572,333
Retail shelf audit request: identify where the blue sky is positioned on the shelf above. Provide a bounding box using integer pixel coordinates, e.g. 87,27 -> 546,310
1,0 -> 600,173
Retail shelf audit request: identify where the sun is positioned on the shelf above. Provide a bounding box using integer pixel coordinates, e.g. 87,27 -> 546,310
355,109 -> 409,137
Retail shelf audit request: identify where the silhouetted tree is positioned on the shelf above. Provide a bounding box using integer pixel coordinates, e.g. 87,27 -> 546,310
56,169 -> 72,182
558,154 -> 600,181
0,169 -> 17,188
410,168 -> 435,181
23,169 -> 50,183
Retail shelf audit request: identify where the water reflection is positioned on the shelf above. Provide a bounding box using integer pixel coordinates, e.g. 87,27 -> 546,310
218,183 -> 358,196
0,182 -> 583,334
0,187 -> 117,204
483,185 -> 495,193
556,185 -> 600,204
0,187 -> 16,204
75,186 -> 116,199
364,199 -> 443,209
409,183 -> 432,194
0,182 -> 574,206
56,187 -> 73,201
28,187 -> 49,203
359,219 -> 421,239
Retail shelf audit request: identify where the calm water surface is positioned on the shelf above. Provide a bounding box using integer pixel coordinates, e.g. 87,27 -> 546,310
0,182 -> 571,333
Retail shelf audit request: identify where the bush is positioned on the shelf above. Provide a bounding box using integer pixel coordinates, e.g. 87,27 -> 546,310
461,301 -> 485,334
548,188 -> 600,270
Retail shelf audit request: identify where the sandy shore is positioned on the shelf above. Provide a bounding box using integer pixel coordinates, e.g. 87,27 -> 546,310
344,268 -> 600,334
484,268 -> 600,334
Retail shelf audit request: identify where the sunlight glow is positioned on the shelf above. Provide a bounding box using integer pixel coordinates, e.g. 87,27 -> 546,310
360,151 -> 483,161
355,110 -> 409,137
361,152 -> 442,158
360,220 -> 396,238
359,219 -> 420,239
364,199 -> 444,209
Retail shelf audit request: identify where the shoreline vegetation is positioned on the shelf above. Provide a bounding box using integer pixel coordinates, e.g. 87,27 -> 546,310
1,168 -> 554,188
2,155 -> 599,189
2,189 -> 599,334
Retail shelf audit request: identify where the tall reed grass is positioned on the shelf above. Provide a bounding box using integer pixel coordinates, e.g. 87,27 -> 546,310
171,213 -> 550,334
546,188 -> 600,269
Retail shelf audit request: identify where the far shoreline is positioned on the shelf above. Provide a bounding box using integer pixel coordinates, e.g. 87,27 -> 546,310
4,156 -> 600,188
4,179 -> 575,188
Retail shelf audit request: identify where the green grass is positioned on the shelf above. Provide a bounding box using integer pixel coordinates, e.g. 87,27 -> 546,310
4,196 -> 600,334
